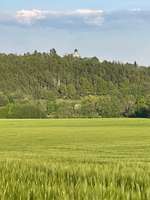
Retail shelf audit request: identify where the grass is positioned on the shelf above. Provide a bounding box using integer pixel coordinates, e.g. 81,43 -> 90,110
0,118 -> 150,199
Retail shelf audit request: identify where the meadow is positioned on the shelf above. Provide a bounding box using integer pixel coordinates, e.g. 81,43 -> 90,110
0,119 -> 150,199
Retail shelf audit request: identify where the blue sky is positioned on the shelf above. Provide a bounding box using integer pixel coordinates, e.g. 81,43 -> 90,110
1,0 -> 150,65
1,0 -> 150,10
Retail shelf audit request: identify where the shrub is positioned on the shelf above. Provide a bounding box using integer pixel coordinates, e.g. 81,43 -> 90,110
7,103 -> 47,119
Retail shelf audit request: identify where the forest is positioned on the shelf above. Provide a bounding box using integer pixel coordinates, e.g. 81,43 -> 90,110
0,49 -> 150,118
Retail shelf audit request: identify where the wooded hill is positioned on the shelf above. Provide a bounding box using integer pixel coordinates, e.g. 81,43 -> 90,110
0,50 -> 150,118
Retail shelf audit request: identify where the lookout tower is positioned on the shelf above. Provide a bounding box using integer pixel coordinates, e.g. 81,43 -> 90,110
73,49 -> 80,58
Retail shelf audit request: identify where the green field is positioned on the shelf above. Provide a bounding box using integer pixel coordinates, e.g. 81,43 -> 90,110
0,119 -> 150,199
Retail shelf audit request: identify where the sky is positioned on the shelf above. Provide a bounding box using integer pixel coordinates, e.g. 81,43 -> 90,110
1,0 -> 150,65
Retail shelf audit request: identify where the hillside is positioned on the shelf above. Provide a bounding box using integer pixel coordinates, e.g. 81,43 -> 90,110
0,50 -> 150,118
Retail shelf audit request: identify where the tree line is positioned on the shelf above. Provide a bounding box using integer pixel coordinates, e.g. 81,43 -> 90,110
0,50 -> 149,118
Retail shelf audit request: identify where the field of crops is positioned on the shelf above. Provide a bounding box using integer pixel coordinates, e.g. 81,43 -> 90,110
0,119 -> 150,199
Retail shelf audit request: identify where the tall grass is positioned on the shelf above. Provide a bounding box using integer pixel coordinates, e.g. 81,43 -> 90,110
0,119 -> 149,199
0,161 -> 150,199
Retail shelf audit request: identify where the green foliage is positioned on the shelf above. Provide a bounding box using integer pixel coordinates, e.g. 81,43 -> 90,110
0,52 -> 149,118
0,52 -> 149,100
66,84 -> 77,98
81,95 -> 100,117
81,95 -> 122,117
0,106 -> 9,118
0,92 -> 9,107
7,103 -> 47,119
47,100 -> 58,116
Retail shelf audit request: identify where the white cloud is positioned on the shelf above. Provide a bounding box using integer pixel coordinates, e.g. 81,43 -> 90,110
15,9 -> 104,27
0,9 -> 150,30
73,9 -> 104,26
16,9 -> 47,24
72,9 -> 103,16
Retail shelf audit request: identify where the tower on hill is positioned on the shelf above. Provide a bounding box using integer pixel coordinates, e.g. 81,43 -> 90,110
73,49 -> 80,58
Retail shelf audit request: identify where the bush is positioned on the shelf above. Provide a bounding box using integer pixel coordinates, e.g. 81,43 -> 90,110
0,93 -> 9,107
7,103 -> 47,119
0,106 -> 9,118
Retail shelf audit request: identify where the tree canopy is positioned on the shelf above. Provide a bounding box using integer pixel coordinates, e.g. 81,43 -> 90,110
0,50 -> 149,118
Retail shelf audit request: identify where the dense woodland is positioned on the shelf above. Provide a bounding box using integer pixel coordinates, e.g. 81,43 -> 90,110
0,49 -> 150,118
